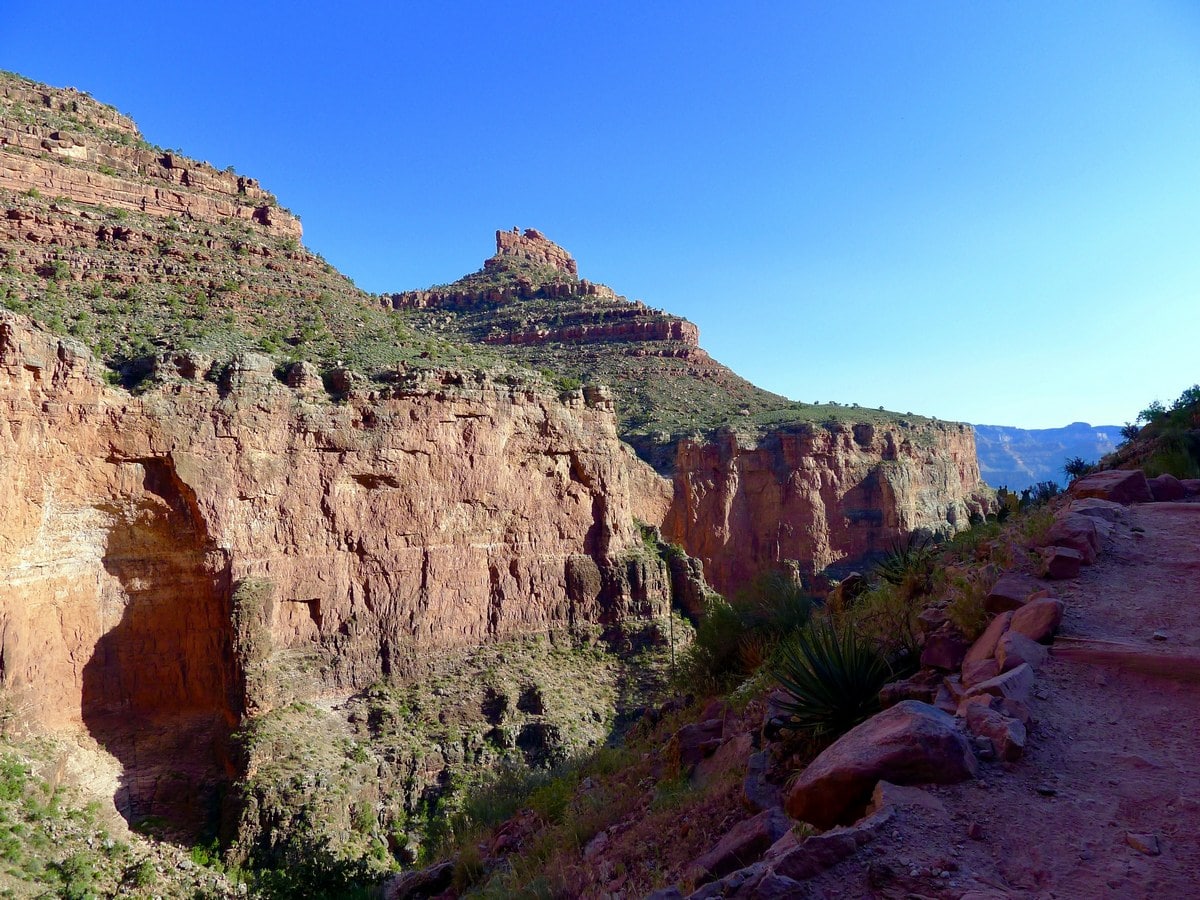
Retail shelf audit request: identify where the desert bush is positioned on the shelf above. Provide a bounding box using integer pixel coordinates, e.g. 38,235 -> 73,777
676,572 -> 816,691
771,618 -> 892,739
1063,456 -> 1092,481
844,582 -> 924,665
942,566 -> 993,640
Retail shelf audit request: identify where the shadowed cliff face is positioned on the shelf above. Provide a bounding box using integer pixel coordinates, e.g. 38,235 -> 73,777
82,458 -> 238,833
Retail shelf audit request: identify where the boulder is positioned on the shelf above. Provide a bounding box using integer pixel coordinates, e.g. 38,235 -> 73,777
684,808 -> 791,886
1010,598 -> 1065,643
783,701 -> 977,828
1043,514 -> 1100,564
996,631 -> 1049,672
986,574 -> 1050,614
920,624 -> 971,671
1149,473 -> 1186,502
669,719 -> 725,772
1041,546 -> 1084,580
964,704 -> 1027,761
383,861 -> 454,900
878,669 -> 940,708
962,657 -> 1001,687
964,663 -> 1035,704
742,750 -> 781,812
1067,497 -> 1127,523
695,731 -> 752,786
1068,469 -> 1152,504
766,790 -> 893,881
964,611 -> 1015,667
1182,479 -> 1200,496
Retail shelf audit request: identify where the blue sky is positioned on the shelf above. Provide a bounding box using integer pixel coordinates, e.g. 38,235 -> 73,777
3,1 -> 1198,428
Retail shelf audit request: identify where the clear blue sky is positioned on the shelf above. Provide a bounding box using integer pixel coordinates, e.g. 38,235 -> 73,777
4,2 -> 1198,428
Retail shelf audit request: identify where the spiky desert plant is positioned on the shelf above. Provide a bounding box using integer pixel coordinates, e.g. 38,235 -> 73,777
873,534 -> 936,590
771,619 -> 892,739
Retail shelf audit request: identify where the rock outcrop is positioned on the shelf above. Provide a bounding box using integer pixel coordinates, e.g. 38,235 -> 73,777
0,76 -> 301,240
492,227 -> 578,276
664,422 -> 988,595
0,311 -> 677,827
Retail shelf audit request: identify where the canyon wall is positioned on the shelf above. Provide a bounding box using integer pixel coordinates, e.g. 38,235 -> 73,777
664,421 -> 988,596
0,311 -> 674,824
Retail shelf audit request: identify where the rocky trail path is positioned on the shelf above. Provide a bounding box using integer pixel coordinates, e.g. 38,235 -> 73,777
803,500 -> 1200,899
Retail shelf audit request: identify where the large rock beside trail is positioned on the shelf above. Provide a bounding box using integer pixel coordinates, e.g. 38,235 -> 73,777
1044,514 -> 1101,564
1069,469 -> 1152,504
1067,497 -> 1127,523
1041,546 -> 1084,579
783,700 -> 977,828
1011,598 -> 1065,644
1149,473 -> 1186,502
684,808 -> 791,886
964,663 -> 1035,703
986,574 -> 1051,614
964,611 -> 1015,667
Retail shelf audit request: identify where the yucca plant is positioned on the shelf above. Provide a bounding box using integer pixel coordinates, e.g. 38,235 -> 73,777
771,619 -> 892,739
873,534 -> 936,589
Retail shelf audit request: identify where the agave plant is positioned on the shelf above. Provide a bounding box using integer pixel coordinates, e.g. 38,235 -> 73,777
771,619 -> 892,739
873,534 -> 936,588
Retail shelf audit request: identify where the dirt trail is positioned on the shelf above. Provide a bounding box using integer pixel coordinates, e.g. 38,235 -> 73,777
802,501 -> 1200,899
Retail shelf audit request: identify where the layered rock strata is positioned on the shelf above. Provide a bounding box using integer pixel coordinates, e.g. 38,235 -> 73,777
0,311 -> 676,826
0,77 -> 300,240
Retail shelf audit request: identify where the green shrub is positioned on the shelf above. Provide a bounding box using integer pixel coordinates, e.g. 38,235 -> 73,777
771,618 -> 892,739
845,582 -> 923,664
673,597 -> 748,692
943,569 -> 991,640
451,843 -> 485,892
1063,456 -> 1092,481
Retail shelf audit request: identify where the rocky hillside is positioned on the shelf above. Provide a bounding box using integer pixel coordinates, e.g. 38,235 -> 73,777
391,228 -> 991,593
973,421 -> 1121,490
0,70 -> 992,893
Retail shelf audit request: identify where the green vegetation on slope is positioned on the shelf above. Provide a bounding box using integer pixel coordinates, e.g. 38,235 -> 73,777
395,254 -> 933,466
0,192 -> 506,387
1101,384 -> 1200,479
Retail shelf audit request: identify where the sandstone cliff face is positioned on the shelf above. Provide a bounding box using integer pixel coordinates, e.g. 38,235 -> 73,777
0,311 -> 674,827
663,422 -> 988,597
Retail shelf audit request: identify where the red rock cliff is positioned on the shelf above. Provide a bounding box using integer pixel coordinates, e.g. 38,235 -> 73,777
0,311 -> 674,823
663,421 -> 988,596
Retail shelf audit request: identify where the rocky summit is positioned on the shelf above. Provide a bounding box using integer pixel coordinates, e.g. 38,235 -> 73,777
0,71 -> 1035,899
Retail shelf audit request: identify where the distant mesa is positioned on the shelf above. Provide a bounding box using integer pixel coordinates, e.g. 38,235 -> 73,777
973,422 -> 1121,491
382,228 -> 702,349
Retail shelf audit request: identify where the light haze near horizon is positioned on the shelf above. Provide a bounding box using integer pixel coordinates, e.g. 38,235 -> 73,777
2,2 -> 1198,429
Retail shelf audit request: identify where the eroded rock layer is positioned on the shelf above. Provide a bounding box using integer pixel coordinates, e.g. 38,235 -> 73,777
0,311 -> 674,826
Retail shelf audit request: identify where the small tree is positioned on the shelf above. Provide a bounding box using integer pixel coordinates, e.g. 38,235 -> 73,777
1063,456 -> 1092,481
1138,400 -> 1167,424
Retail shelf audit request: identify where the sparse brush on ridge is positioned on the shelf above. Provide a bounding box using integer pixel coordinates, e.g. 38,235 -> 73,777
771,618 -> 893,739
